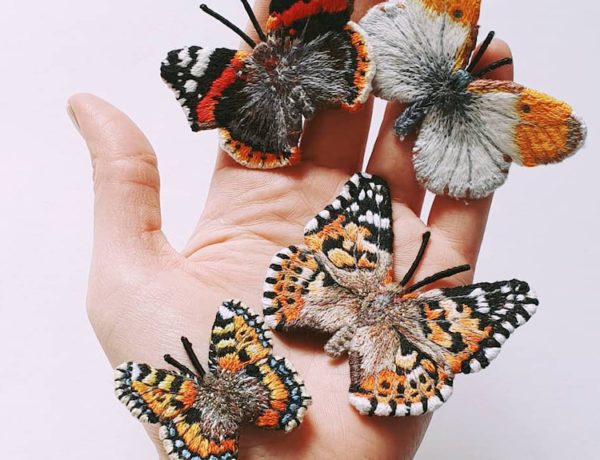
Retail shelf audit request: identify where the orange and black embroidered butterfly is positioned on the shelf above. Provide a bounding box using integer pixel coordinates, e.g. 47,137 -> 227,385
263,173 -> 538,416
360,0 -> 586,199
115,301 -> 310,459
161,0 -> 374,169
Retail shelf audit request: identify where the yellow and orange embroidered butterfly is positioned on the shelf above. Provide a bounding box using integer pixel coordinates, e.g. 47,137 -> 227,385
115,301 -> 310,459
263,173 -> 539,416
360,0 -> 586,199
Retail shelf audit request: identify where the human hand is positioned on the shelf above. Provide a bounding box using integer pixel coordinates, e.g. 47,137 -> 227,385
69,1 -> 513,457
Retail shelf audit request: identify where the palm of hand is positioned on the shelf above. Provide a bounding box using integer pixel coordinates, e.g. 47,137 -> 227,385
70,10 -> 513,458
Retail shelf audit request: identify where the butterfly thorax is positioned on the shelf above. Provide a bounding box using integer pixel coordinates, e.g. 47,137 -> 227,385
356,283 -> 416,327
395,68 -> 474,138
193,369 -> 271,438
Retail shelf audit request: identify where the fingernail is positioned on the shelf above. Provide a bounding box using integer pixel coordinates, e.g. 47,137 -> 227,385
67,103 -> 81,135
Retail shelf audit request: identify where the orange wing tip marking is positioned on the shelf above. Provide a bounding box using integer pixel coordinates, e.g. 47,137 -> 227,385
267,0 -> 350,32
219,128 -> 301,169
423,0 -> 482,27
515,89 -> 587,166
342,22 -> 375,111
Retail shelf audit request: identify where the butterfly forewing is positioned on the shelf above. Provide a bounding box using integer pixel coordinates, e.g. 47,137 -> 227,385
210,300 -> 311,432
303,173 -> 394,293
263,173 -> 394,333
360,0 -> 481,103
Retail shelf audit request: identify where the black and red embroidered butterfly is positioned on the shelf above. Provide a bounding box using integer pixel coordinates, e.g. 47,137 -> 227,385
161,0 -> 374,168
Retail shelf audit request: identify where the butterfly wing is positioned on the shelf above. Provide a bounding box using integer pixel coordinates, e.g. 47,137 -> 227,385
210,300 -> 311,431
349,280 -> 539,416
114,362 -> 200,424
263,173 -> 393,333
161,46 -> 301,169
412,80 -> 587,199
266,1 -> 373,111
161,47 -> 247,132
303,173 -> 394,291
115,363 -> 237,459
160,420 -> 238,460
267,0 -> 354,39
360,0 -> 481,103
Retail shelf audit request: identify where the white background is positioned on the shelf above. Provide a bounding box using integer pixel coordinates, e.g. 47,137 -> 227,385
1,1 -> 598,458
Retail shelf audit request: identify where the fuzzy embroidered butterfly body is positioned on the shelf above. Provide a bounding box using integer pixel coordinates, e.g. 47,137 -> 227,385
161,0 -> 374,169
359,0 -> 586,199
115,301 -> 311,460
263,173 -> 539,416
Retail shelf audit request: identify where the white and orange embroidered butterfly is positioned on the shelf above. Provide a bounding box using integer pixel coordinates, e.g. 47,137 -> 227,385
360,0 -> 587,199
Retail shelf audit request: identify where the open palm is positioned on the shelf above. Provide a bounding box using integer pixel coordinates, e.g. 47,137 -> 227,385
69,1 -> 513,457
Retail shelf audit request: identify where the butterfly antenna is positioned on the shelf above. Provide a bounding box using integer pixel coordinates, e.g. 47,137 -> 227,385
240,0 -> 266,42
400,232 -> 431,286
181,337 -> 206,378
404,264 -> 471,294
164,354 -> 197,378
471,57 -> 513,80
200,4 -> 257,49
467,30 -> 495,73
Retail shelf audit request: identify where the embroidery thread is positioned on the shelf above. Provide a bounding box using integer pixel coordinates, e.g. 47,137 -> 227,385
161,0 -> 374,168
263,173 -> 539,416
360,0 -> 586,199
115,300 -> 311,459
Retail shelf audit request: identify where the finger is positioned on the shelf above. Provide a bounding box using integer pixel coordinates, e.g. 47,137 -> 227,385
300,1 -> 381,172
215,0 -> 381,173
68,93 -> 167,253
366,102 -> 425,215
428,39 -> 514,267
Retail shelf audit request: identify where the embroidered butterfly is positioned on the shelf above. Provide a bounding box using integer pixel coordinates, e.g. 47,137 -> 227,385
359,0 -> 587,199
114,300 -> 311,459
161,0 -> 374,169
263,173 -> 538,416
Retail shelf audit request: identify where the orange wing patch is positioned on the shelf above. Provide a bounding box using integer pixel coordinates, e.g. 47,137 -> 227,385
161,421 -> 238,460
219,128 -> 301,169
211,305 -> 272,374
115,363 -> 199,423
341,23 -> 374,111
304,215 -> 379,271
419,0 -> 482,70
515,89 -> 586,166
349,363 -> 453,416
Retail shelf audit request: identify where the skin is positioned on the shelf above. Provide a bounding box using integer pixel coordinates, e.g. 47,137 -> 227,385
68,1 -> 514,458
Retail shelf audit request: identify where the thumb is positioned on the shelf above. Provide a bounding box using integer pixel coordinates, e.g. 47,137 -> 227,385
69,93 -> 167,256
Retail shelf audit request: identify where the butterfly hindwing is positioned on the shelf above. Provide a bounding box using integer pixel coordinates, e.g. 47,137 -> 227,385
349,327 -> 454,416
347,280 -> 538,416
263,245 -> 361,332
210,300 -> 311,432
160,420 -> 238,460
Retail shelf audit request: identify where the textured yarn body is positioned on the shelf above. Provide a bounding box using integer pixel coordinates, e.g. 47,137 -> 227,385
360,0 -> 586,199
263,173 -> 539,416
